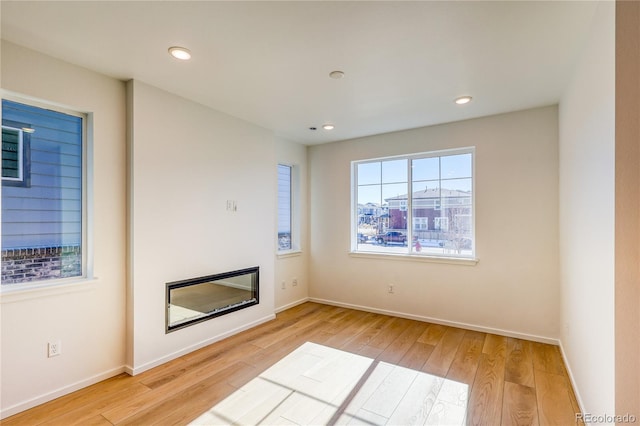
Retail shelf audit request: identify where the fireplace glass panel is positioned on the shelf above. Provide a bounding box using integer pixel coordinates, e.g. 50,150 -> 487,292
166,266 -> 259,332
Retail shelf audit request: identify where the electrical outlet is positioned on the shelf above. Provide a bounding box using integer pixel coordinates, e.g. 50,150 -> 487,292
281,281 -> 286,290
292,278 -> 298,286
388,284 -> 394,294
48,340 -> 62,358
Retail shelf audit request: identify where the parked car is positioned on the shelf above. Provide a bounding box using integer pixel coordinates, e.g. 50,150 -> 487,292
357,233 -> 369,243
376,231 -> 407,245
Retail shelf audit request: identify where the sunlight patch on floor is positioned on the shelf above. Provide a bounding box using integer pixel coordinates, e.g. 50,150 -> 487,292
190,342 -> 468,426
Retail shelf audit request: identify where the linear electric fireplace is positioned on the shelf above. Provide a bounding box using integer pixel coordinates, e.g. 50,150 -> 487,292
166,266 -> 259,332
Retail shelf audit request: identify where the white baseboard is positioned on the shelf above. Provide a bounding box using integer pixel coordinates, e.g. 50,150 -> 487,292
275,297 -> 310,314
558,340 -> 585,414
0,365 -> 126,420
309,297 -> 559,345
125,313 -> 276,376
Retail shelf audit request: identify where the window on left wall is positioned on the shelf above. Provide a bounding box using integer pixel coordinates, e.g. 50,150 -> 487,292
1,98 -> 87,286
277,164 -> 293,251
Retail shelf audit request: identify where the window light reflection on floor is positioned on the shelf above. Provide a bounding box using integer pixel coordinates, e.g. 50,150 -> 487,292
189,342 -> 469,425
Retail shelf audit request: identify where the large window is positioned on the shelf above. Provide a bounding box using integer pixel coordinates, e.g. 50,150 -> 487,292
1,99 -> 87,285
353,148 -> 474,258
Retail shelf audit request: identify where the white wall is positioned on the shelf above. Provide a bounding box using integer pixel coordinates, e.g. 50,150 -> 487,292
127,80 -> 277,373
275,138 -> 309,311
308,106 -> 560,340
0,41 -> 127,417
558,1 -> 615,415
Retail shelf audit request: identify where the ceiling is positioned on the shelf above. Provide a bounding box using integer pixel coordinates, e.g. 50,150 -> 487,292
1,1 -> 598,145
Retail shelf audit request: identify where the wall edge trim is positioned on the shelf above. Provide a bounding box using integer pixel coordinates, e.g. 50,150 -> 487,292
0,366 -> 126,420
309,297 -> 559,345
275,297 -> 310,314
127,313 -> 276,376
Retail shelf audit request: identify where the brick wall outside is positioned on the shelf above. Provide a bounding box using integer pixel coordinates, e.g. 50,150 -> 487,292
1,246 -> 82,284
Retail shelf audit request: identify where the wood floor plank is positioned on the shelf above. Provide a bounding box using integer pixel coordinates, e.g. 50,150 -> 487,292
367,317 -> 415,350
119,361 -> 252,425
103,343 -> 266,424
534,369 -> 577,426
39,382 -> 151,426
417,323 -> 448,346
446,330 -> 485,385
339,315 -> 391,354
483,333 -> 509,358
501,381 -> 539,426
140,342 -> 262,390
119,381 -> 237,426
531,342 -> 565,376
322,309 -> 369,335
422,326 -> 466,377
376,320 -> 429,365
0,373 -> 143,426
225,361 -> 263,389
322,311 -> 380,349
505,338 -> 535,388
467,352 -> 507,425
250,307 -> 335,349
397,341 -> 435,370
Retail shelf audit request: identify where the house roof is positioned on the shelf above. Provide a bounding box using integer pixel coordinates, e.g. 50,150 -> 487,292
385,188 -> 471,201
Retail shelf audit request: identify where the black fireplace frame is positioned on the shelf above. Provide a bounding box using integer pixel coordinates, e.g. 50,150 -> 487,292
165,266 -> 259,333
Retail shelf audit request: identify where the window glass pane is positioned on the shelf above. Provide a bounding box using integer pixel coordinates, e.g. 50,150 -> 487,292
356,160 -> 409,253
412,180 -> 440,199
2,99 -> 84,285
441,153 -> 472,179
357,162 -> 380,185
381,182 -> 407,201
441,177 -> 472,192
358,185 -> 381,206
412,157 -> 439,181
381,159 -> 407,184
277,164 -> 292,251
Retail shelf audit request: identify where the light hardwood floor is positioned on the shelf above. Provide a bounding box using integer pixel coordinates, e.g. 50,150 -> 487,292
2,302 -> 583,426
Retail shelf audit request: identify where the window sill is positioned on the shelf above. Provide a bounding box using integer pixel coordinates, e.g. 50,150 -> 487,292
0,276 -> 99,304
349,251 -> 478,266
277,250 -> 303,259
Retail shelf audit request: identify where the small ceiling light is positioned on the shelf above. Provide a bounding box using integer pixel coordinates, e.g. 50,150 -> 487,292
329,70 -> 345,79
322,124 -> 335,130
168,46 -> 191,60
455,96 -> 472,105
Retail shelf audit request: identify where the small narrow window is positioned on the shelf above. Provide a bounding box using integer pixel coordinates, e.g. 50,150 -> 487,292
277,164 -> 292,251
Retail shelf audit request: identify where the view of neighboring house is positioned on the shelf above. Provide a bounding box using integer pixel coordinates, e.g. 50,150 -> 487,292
1,100 -> 84,284
385,188 -> 472,235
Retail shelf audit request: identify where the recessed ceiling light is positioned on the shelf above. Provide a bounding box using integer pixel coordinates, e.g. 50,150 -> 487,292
168,46 -> 191,60
322,124 -> 335,130
455,96 -> 472,105
329,71 -> 345,79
